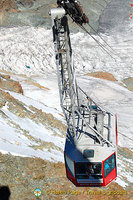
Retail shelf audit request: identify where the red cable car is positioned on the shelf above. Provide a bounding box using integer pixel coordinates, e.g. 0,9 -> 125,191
50,3 -> 117,187
64,113 -> 117,187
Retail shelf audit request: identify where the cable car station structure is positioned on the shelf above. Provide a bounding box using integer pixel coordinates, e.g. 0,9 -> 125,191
50,0 -> 117,187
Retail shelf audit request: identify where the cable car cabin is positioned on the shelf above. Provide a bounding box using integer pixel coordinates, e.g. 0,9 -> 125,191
64,144 -> 117,187
64,108 -> 117,187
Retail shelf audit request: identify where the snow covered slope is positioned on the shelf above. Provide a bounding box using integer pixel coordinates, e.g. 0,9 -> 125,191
0,73 -> 66,162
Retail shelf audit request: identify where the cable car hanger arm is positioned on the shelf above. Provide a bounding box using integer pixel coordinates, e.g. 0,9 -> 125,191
57,0 -> 117,59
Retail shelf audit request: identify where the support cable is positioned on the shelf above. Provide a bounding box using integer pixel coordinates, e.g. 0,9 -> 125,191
78,24 -> 116,60
86,23 -> 116,54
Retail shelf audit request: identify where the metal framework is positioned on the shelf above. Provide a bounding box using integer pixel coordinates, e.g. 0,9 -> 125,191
50,8 -> 114,147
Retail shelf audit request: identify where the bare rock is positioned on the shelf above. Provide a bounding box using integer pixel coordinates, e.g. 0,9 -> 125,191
0,74 -> 10,80
85,71 -> 117,81
0,0 -> 17,12
123,77 -> 133,92
0,73 -> 23,94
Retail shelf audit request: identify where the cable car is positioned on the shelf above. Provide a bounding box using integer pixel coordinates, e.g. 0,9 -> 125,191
64,109 -> 117,187
50,1 -> 118,187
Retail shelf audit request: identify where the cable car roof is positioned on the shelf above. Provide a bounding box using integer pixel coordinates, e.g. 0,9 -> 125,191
65,138 -> 116,162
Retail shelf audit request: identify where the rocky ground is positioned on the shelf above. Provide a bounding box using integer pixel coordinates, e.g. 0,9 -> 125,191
0,149 -> 132,200
0,73 -> 23,94
85,71 -> 117,81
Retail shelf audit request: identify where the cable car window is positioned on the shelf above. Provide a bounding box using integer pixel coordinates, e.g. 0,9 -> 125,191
76,162 -> 87,174
76,162 -> 102,174
65,154 -> 75,177
83,149 -> 94,158
104,154 -> 116,178
75,162 -> 102,179
93,163 -> 102,174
